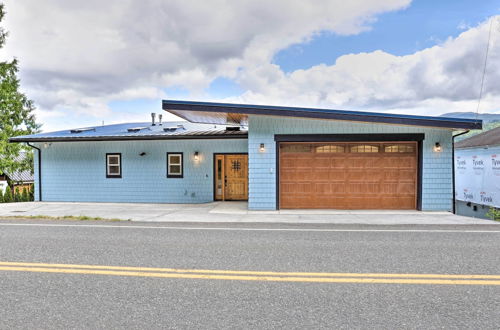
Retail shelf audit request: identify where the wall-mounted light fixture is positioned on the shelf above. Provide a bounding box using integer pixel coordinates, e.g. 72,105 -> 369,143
260,143 -> 265,152
139,152 -> 146,157
434,142 -> 442,152
43,142 -> 52,149
194,151 -> 199,161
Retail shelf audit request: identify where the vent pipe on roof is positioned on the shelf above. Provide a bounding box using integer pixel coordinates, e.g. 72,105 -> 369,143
151,113 -> 156,126
158,114 -> 163,125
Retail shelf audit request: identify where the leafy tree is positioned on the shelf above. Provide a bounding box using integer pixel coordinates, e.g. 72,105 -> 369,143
0,4 -> 40,179
3,185 -> 12,202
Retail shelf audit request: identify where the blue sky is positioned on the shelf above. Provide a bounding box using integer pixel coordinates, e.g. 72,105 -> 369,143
3,0 -> 500,131
273,0 -> 499,72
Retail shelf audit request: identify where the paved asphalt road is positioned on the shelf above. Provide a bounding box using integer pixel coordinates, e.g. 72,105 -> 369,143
0,220 -> 499,329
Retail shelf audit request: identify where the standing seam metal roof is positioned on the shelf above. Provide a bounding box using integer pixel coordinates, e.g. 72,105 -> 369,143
9,122 -> 248,142
1,152 -> 34,182
455,126 -> 500,149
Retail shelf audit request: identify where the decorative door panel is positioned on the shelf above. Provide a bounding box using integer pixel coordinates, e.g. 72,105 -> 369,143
215,154 -> 248,201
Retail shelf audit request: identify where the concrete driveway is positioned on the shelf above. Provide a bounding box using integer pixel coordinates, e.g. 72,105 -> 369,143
0,201 -> 496,224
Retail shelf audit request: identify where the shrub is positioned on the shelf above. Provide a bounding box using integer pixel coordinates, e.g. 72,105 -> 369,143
0,189 -> 4,203
3,187 -> 13,203
21,188 -> 29,202
13,189 -> 20,202
486,207 -> 500,222
29,186 -> 34,201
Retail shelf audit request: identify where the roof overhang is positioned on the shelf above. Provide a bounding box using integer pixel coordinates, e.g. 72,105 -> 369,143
9,131 -> 247,143
162,100 -> 482,130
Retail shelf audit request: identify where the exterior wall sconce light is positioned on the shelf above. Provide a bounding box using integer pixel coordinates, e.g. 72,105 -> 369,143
139,152 -> 146,157
434,142 -> 442,152
260,143 -> 265,152
194,151 -> 199,161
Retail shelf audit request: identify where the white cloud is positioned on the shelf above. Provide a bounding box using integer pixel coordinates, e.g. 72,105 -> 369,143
230,16 -> 500,116
4,1 -> 499,131
2,0 -> 410,129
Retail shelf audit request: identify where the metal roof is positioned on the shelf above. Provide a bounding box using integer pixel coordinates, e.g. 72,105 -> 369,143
455,126 -> 500,149
1,152 -> 34,183
9,121 -> 247,143
162,100 -> 482,130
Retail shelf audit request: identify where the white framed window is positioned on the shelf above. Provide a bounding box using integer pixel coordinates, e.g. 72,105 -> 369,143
106,153 -> 121,178
167,152 -> 183,178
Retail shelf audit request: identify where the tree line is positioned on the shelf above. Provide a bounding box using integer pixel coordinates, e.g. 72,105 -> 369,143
0,185 -> 34,203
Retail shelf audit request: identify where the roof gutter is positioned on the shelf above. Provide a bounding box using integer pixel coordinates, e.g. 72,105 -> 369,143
26,142 -> 41,202
452,130 -> 470,214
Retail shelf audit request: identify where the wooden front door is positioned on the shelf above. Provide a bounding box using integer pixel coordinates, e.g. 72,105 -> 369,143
214,154 -> 248,201
279,142 -> 417,209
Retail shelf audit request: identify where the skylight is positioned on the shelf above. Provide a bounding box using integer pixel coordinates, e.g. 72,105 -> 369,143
127,127 -> 150,133
70,128 -> 96,134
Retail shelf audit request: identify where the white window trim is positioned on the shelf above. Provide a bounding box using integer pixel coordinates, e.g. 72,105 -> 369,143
167,153 -> 183,178
106,153 -> 121,178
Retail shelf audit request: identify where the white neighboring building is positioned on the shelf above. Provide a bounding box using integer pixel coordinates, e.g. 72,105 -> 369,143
0,180 -> 7,194
455,126 -> 500,219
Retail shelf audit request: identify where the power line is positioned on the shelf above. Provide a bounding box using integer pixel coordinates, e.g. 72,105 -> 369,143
475,18 -> 494,122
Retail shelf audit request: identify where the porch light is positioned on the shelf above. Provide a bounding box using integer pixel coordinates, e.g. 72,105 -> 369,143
260,143 -> 265,152
194,151 -> 199,161
434,142 -> 442,152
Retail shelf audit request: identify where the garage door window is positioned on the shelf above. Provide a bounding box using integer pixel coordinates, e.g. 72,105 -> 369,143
281,143 -> 415,154
281,144 -> 312,153
315,145 -> 344,153
384,144 -> 414,153
350,145 -> 379,153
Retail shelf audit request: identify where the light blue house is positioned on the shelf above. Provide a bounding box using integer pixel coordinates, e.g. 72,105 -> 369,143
11,100 -> 481,211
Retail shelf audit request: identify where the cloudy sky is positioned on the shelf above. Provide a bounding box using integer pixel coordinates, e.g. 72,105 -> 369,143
2,0 -> 500,131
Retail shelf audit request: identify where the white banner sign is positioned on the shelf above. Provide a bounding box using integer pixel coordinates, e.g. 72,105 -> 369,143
455,146 -> 500,208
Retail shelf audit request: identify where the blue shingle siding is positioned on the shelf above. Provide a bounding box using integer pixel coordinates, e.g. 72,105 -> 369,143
248,115 -> 453,211
32,116 -> 453,211
34,139 -> 247,203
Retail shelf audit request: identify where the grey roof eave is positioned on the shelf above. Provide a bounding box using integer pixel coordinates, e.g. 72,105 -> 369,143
9,133 -> 248,143
162,100 -> 483,130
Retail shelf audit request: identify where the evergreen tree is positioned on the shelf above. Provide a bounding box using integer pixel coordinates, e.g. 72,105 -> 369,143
0,4 -> 40,180
13,187 -> 20,202
3,185 -> 12,202
21,187 -> 28,202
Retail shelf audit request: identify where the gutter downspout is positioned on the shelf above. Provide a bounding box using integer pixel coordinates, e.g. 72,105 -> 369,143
452,130 -> 470,214
26,142 -> 41,201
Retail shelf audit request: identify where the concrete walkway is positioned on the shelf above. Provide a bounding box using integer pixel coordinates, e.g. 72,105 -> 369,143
0,201 -> 496,225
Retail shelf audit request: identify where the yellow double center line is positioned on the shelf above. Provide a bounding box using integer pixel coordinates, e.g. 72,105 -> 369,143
0,261 -> 499,285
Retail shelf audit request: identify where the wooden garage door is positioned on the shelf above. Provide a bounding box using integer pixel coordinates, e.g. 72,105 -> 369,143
279,142 -> 417,209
